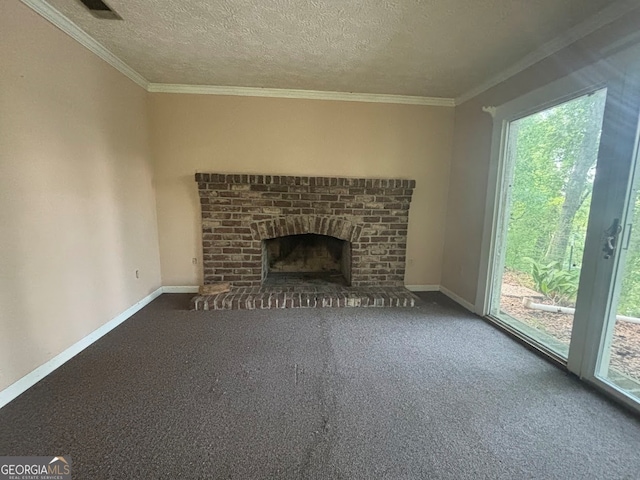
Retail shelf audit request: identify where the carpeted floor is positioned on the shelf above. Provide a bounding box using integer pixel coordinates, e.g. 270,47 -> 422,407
1,293 -> 640,479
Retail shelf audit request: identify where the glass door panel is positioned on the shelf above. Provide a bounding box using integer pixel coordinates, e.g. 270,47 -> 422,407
491,89 -> 608,358
597,165 -> 640,400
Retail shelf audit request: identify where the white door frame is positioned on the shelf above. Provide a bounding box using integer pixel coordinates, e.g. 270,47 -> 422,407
573,63 -> 640,412
475,42 -> 640,412
475,68 -> 608,317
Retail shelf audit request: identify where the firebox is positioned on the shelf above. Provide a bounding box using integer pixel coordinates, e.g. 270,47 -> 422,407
262,234 -> 351,286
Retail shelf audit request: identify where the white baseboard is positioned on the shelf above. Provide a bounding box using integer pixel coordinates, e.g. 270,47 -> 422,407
405,284 -> 440,292
439,286 -> 476,313
0,283 -> 477,410
0,287 -> 163,410
162,286 -> 199,293
407,284 -> 477,312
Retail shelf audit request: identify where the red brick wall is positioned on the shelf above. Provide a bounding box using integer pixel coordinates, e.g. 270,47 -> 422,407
196,174 -> 415,287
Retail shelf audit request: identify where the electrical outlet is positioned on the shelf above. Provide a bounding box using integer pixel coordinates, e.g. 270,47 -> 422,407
192,258 -> 198,265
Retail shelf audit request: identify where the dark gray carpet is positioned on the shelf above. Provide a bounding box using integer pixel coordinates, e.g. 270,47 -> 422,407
1,293 -> 639,479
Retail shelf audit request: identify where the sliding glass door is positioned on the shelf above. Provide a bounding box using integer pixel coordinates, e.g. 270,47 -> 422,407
481,42 -> 640,410
598,178 -> 640,399
490,89 -> 607,359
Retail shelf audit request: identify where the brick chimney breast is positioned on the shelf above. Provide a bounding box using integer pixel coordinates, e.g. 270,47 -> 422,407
196,173 -> 415,287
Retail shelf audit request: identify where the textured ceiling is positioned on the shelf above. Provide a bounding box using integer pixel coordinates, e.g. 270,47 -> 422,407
47,0 -> 619,98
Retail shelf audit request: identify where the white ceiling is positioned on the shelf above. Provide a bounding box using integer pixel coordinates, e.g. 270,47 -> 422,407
42,0 -> 628,100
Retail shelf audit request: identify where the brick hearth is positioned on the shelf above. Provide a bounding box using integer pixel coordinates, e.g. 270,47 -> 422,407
191,285 -> 421,310
194,173 -> 417,310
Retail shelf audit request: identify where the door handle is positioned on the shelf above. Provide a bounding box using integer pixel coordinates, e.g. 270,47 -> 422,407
603,218 -> 622,259
623,223 -> 633,250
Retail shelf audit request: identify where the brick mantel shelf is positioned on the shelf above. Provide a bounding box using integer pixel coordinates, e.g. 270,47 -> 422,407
195,173 -> 415,287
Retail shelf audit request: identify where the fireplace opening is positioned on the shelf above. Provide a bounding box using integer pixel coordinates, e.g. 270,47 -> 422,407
262,234 -> 351,286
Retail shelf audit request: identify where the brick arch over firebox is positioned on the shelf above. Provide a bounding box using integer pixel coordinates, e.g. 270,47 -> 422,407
250,216 -> 362,242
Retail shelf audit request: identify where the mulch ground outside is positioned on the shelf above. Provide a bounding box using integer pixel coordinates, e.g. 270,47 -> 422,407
500,271 -> 640,383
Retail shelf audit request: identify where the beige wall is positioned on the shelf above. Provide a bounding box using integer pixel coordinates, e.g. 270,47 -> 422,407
150,94 -> 454,287
441,10 -> 640,306
0,1 -> 161,391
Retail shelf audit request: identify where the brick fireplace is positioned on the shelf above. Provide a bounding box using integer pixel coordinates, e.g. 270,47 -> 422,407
192,173 -> 419,309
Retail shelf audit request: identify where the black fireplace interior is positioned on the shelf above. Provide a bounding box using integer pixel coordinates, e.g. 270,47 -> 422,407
262,234 -> 351,286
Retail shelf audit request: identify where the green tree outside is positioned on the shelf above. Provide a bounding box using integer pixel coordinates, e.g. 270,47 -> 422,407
503,88 -> 640,317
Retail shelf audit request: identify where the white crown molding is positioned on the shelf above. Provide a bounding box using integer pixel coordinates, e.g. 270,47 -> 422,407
23,0 -> 635,108
148,83 -> 456,107
20,0 -> 149,90
482,106 -> 497,118
19,0 -> 454,107
455,0 -> 640,105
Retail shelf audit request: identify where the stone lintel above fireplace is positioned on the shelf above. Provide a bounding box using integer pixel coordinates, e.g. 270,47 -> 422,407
196,173 -> 415,287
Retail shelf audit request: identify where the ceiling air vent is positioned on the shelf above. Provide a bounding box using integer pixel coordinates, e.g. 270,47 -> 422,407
76,0 -> 122,20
